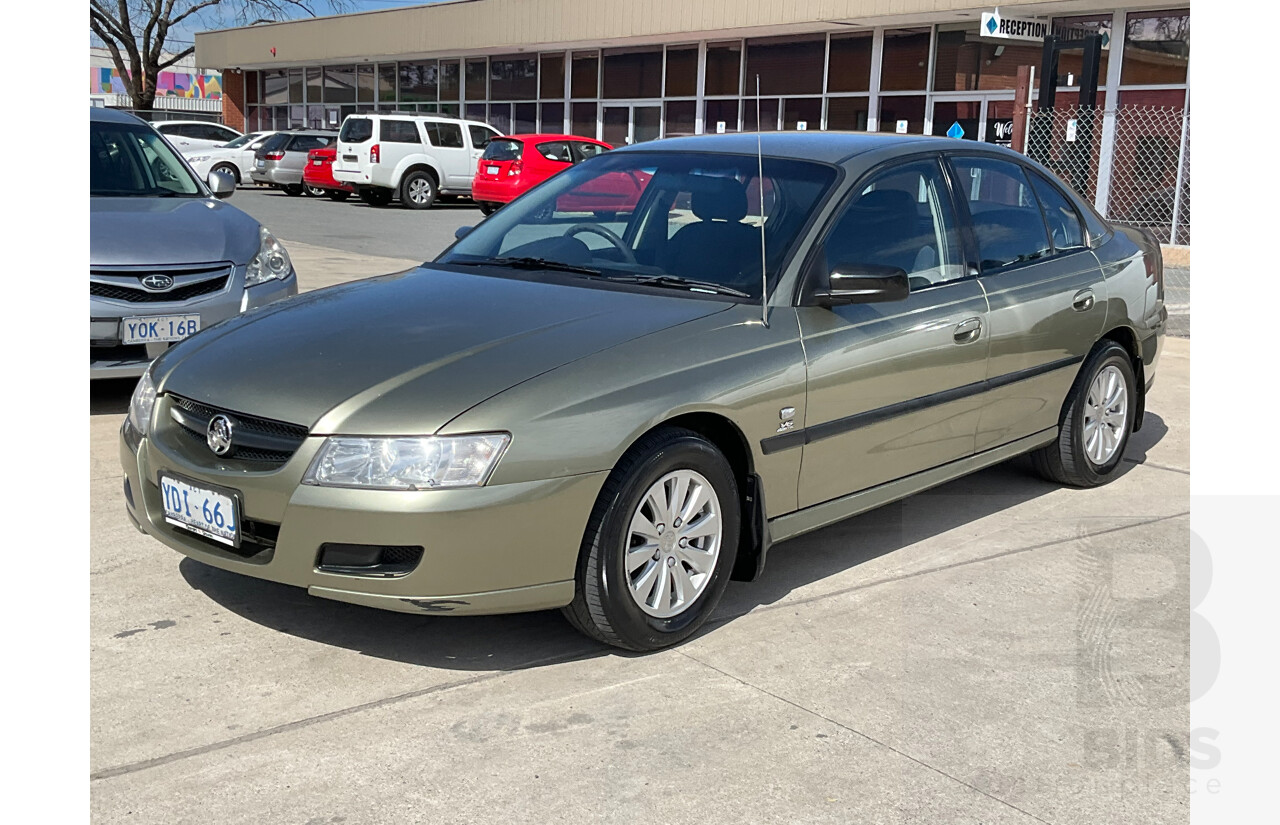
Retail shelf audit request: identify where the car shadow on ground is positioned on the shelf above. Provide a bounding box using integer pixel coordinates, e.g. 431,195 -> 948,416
177,418 -> 1166,671
91,378 -> 139,416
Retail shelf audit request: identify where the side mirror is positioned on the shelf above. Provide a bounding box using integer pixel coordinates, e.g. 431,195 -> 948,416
816,263 -> 910,306
454,226 -> 473,240
207,169 -> 236,199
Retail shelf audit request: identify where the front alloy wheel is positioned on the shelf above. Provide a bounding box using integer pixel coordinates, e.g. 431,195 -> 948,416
563,427 -> 739,651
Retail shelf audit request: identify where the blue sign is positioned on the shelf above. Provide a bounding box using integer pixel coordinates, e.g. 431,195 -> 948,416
946,121 -> 965,139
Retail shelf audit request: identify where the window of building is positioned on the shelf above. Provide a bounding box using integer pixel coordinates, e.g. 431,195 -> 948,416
880,28 -> 931,91
324,66 -> 356,103
603,48 -> 662,99
540,101 -> 565,132
304,68 -> 322,103
357,64 -> 375,102
1053,16 -> 1112,83
1121,9 -> 1189,86
746,35 -> 824,96
665,46 -> 698,97
782,97 -> 821,131
664,100 -> 696,136
263,70 -> 287,105
950,156 -> 1052,270
932,23 -> 1042,91
399,61 -> 438,102
877,96 -> 925,133
513,103 -> 536,134
378,64 -> 397,103
466,103 -> 487,122
465,58 -> 488,100
288,69 -> 304,103
826,97 -> 870,131
571,101 -> 597,137
704,42 -> 741,96
245,71 -> 259,105
440,60 -> 461,101
828,32 -> 873,93
490,56 -> 537,100
540,54 -> 565,99
705,99 -> 739,133
571,53 -> 599,99
743,98 -> 781,132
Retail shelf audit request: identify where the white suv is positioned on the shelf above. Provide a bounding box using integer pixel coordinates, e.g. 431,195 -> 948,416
332,114 -> 502,209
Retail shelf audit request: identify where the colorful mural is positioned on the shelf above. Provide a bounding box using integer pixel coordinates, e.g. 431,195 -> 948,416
93,67 -> 222,99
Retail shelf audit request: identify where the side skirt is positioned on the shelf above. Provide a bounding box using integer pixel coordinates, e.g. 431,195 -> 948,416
768,427 -> 1058,546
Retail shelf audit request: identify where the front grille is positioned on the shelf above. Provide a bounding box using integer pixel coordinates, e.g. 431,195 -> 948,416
90,275 -> 228,303
169,395 -> 309,467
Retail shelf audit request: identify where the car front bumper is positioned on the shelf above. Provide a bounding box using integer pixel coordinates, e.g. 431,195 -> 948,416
120,417 -> 606,616
90,271 -> 297,380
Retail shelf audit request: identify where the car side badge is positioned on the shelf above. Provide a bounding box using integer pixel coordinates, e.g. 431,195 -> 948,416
777,407 -> 796,433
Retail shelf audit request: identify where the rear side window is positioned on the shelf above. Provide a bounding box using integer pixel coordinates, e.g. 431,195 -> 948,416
572,141 -> 607,162
288,135 -> 332,152
1029,172 -> 1086,253
469,125 -> 498,150
482,139 -> 523,161
340,117 -> 374,143
951,156 -> 1051,270
381,120 -> 421,144
535,141 -> 572,163
424,122 -> 464,148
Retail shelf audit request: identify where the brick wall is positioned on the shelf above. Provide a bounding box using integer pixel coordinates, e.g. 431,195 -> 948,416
222,70 -> 245,131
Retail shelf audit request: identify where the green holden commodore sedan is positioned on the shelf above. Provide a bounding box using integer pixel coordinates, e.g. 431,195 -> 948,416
121,133 -> 1165,651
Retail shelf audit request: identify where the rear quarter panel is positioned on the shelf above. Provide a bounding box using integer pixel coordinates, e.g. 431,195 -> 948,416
1094,225 -> 1165,375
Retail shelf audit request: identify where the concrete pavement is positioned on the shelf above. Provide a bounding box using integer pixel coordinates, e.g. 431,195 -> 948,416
89,240 -> 1190,824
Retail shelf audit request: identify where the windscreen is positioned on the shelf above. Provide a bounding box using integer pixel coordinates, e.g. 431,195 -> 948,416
90,121 -> 202,197
440,151 -> 837,301
221,133 -> 258,149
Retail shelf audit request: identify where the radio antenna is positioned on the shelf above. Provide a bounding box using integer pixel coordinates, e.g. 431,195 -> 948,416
756,74 -> 768,328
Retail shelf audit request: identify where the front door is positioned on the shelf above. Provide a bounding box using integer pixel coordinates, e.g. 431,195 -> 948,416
795,157 -> 991,508
602,105 -> 662,147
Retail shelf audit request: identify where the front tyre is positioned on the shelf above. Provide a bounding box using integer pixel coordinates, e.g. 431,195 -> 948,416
562,427 -> 739,651
326,190 -> 351,202
1032,341 -> 1137,487
283,184 -> 304,196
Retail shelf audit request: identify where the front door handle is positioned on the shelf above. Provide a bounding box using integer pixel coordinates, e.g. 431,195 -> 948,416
1073,288 -> 1096,312
954,317 -> 982,344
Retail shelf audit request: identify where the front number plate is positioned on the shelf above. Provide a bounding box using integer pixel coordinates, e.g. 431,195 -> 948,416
121,315 -> 200,345
160,474 -> 240,546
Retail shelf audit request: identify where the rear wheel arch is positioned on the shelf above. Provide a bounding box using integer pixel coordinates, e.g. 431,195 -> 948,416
1098,325 -> 1145,431
398,162 -> 439,188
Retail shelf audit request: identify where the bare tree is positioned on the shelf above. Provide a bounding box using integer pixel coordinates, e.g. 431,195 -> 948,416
89,2 -> 351,111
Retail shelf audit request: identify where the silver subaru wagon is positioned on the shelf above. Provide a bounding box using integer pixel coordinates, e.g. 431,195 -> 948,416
90,107 -> 297,379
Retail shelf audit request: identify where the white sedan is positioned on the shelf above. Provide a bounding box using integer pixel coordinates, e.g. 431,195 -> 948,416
185,131 -> 279,186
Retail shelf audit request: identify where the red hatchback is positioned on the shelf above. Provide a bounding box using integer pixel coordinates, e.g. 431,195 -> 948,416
472,134 -> 615,215
303,146 -> 356,201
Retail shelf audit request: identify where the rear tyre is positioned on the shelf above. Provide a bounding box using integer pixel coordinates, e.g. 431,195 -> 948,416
211,163 -> 240,185
326,190 -> 351,202
303,183 -> 326,197
400,170 -> 438,210
358,187 -> 393,207
478,201 -> 499,216
562,427 -> 739,651
1032,341 -> 1137,488
283,184 -> 304,196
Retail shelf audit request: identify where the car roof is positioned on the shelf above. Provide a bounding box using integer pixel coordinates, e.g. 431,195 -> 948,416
152,120 -> 237,128
613,131 -> 961,164
90,107 -> 149,126
499,134 -> 606,144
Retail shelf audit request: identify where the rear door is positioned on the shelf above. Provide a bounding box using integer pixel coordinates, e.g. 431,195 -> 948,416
333,116 -> 375,182
377,118 -> 425,178
793,156 -> 991,507
946,154 -> 1106,450
423,121 -> 471,187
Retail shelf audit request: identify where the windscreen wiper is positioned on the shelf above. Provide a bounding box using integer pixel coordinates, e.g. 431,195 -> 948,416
606,274 -> 752,298
451,256 -> 601,276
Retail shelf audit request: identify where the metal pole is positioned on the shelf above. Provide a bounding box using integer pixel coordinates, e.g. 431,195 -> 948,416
1169,99 -> 1190,245
1023,65 -> 1035,154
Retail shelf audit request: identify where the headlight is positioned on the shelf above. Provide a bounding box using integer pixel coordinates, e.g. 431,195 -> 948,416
302,434 -> 511,490
127,370 -> 157,436
246,226 -> 292,286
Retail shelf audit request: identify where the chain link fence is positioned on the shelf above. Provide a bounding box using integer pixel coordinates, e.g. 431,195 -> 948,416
1025,104 -> 1190,245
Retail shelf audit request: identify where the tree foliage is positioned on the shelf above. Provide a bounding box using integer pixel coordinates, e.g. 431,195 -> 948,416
89,2 -> 350,110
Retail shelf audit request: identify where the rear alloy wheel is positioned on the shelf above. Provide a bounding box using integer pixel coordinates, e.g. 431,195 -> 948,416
562,427 -> 739,651
359,187 -> 393,207
303,183 -> 326,197
400,170 -> 438,210
1032,341 -> 1137,487
211,163 -> 240,185
326,190 -> 351,202
283,184 -> 304,196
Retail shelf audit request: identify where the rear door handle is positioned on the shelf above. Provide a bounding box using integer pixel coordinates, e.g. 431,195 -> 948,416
1073,288 -> 1096,312
954,317 -> 982,344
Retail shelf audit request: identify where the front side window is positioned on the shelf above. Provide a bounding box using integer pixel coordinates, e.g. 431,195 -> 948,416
950,156 -> 1051,270
1029,172 -> 1086,252
381,119 -> 421,143
90,121 -> 202,197
425,122 -> 464,148
821,159 -> 965,289
439,152 -> 837,301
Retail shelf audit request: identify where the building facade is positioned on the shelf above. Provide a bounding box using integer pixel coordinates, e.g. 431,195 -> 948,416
90,47 -> 224,118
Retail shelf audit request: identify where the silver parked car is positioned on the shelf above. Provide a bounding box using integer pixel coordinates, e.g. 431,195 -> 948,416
90,108 -> 298,380
250,129 -> 337,196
